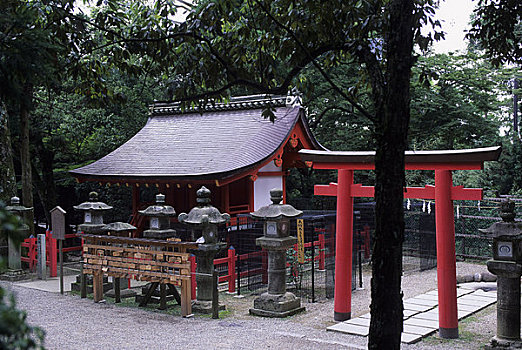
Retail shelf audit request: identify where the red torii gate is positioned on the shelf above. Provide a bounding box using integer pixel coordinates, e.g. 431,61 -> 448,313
299,146 -> 501,339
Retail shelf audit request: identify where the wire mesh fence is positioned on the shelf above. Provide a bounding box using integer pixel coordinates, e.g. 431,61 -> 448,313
216,197 -> 521,301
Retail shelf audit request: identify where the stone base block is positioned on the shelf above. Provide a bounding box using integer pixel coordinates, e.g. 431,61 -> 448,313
0,269 -> 27,282
106,289 -> 137,299
249,292 -> 305,318
485,336 -> 522,349
191,300 -> 226,314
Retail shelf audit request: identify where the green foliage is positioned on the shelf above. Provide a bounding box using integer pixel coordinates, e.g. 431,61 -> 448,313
467,0 -> 522,66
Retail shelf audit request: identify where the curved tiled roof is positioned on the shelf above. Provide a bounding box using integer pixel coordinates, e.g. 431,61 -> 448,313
70,95 -> 322,181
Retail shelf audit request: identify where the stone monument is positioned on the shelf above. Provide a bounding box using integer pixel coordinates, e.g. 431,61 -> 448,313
479,199 -> 522,349
139,193 -> 177,239
178,186 -> 230,313
74,192 -> 112,234
4,196 -> 31,280
249,188 -> 305,317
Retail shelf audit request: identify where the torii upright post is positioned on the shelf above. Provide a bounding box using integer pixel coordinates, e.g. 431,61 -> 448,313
435,170 -> 458,338
334,169 -> 354,321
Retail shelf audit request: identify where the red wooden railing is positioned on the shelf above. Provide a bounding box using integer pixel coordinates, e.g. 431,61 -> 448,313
188,233 -> 331,298
21,230 -> 57,277
21,230 -> 83,277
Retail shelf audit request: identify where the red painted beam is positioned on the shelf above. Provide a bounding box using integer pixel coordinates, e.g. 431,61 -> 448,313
315,183 -> 483,200
314,183 -> 338,196
311,162 -> 484,171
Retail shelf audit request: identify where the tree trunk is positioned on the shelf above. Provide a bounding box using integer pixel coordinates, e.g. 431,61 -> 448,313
0,101 -> 17,203
368,0 -> 414,349
32,137 -> 57,226
20,85 -> 34,233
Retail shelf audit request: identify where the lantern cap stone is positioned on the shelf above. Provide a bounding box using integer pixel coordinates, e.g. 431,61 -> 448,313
138,193 -> 176,216
250,188 -> 302,220
6,196 -> 32,213
102,222 -> 136,232
73,192 -> 113,211
479,199 -> 522,238
178,186 -> 230,225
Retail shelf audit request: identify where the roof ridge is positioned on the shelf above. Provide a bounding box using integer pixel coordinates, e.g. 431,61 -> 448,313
150,93 -> 302,116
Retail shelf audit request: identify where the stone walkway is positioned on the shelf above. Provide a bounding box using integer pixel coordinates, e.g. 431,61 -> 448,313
327,287 -> 497,344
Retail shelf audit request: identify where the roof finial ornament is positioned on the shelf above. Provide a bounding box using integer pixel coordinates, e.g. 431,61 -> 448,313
286,87 -> 302,107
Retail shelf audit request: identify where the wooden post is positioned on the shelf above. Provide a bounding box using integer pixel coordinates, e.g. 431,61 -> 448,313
114,277 -> 121,303
212,269 -> 219,319
159,283 -> 167,310
92,270 -> 103,302
180,279 -> 192,317
189,255 -> 196,300
51,206 -> 66,293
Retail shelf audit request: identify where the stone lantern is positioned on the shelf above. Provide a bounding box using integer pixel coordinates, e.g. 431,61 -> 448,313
73,192 -> 112,234
178,186 -> 230,313
249,188 -> 305,317
5,196 -> 32,271
103,222 -> 137,238
139,193 -> 176,239
479,199 -> 522,348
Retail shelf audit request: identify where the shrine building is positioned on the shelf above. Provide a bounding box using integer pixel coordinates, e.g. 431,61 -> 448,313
70,94 -> 324,232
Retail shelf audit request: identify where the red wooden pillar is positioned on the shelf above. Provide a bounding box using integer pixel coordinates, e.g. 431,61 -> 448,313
435,170 -> 459,338
334,169 -> 354,321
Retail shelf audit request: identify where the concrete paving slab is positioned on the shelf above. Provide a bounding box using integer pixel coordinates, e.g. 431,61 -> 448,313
426,290 -> 439,296
345,317 -> 370,327
327,322 -> 369,336
14,275 -> 77,293
359,313 -> 370,319
404,297 -> 438,307
457,303 -> 483,312
460,294 -> 497,304
403,324 -> 437,335
471,289 -> 497,299
401,332 -> 423,344
404,317 -> 439,329
403,302 -> 433,312
412,311 -> 439,322
404,309 -> 420,318
413,293 -> 439,301
456,288 -> 474,297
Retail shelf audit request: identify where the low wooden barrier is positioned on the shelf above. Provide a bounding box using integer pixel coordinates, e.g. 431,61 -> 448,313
80,234 -> 198,317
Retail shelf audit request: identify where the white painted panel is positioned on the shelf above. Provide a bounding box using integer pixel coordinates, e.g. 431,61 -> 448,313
254,176 -> 283,210
259,162 -> 281,172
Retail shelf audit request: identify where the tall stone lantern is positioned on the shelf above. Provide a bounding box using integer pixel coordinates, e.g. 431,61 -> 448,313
5,196 -> 32,271
73,192 -> 112,234
479,199 -> 522,349
178,186 -> 230,313
139,193 -> 177,239
249,188 -> 305,317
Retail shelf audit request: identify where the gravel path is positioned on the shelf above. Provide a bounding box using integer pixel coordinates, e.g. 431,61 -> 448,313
2,261 -> 497,350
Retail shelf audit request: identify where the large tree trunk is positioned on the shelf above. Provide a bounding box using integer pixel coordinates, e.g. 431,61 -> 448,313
20,85 -> 34,233
0,101 -> 17,203
32,136 -> 57,225
368,0 -> 414,349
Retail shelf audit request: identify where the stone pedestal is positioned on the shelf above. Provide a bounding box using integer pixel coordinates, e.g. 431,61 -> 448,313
249,236 -> 305,317
486,260 -> 522,349
8,233 -> 21,270
192,242 -> 226,314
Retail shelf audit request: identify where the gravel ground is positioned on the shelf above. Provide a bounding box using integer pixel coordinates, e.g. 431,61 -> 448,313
2,261 -> 497,350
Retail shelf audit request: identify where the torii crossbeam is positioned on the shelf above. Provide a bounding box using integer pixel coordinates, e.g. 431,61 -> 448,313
299,146 -> 501,339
